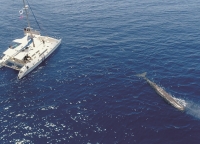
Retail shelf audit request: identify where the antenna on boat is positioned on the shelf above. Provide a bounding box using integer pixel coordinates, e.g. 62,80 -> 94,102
22,0 -> 35,47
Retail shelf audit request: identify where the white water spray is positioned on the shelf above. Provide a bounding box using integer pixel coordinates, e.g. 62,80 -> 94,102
185,100 -> 200,119
172,97 -> 187,107
173,96 -> 200,119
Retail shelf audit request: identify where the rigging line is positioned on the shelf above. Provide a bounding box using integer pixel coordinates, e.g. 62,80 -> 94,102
25,0 -> 42,31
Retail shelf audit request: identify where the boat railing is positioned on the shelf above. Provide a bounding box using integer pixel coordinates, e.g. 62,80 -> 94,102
24,27 -> 40,36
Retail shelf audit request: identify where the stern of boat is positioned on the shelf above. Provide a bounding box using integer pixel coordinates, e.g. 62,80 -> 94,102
18,65 -> 29,79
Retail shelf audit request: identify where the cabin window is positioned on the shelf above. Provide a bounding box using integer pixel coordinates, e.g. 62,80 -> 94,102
9,42 -> 21,49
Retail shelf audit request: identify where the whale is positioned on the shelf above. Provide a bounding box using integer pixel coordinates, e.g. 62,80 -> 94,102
136,72 -> 184,111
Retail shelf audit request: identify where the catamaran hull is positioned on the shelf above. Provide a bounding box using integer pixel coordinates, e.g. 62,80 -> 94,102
18,39 -> 61,79
0,1 -> 62,79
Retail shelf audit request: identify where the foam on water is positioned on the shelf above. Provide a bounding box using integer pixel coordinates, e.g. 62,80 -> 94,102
172,97 -> 187,107
1,0 -> 200,143
173,96 -> 200,119
185,100 -> 200,119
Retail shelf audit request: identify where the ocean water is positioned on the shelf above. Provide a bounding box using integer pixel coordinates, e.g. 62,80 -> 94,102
1,0 -> 200,143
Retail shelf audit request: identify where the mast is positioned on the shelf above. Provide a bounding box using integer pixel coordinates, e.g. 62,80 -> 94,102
22,0 -> 35,47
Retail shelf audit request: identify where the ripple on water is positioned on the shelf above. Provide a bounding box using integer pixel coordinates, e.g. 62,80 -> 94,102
0,0 -> 200,143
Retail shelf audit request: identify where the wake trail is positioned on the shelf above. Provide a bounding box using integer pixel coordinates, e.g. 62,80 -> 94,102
173,97 -> 200,119
184,101 -> 200,119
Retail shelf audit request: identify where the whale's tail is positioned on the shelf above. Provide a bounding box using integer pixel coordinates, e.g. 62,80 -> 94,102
136,72 -> 147,78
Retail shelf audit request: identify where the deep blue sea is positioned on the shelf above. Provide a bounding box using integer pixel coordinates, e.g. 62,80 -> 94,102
1,0 -> 200,143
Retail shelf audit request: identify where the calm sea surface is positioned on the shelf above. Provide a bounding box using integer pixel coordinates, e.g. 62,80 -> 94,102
1,0 -> 200,143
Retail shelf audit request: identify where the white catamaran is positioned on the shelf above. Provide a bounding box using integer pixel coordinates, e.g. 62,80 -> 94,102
0,0 -> 61,79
